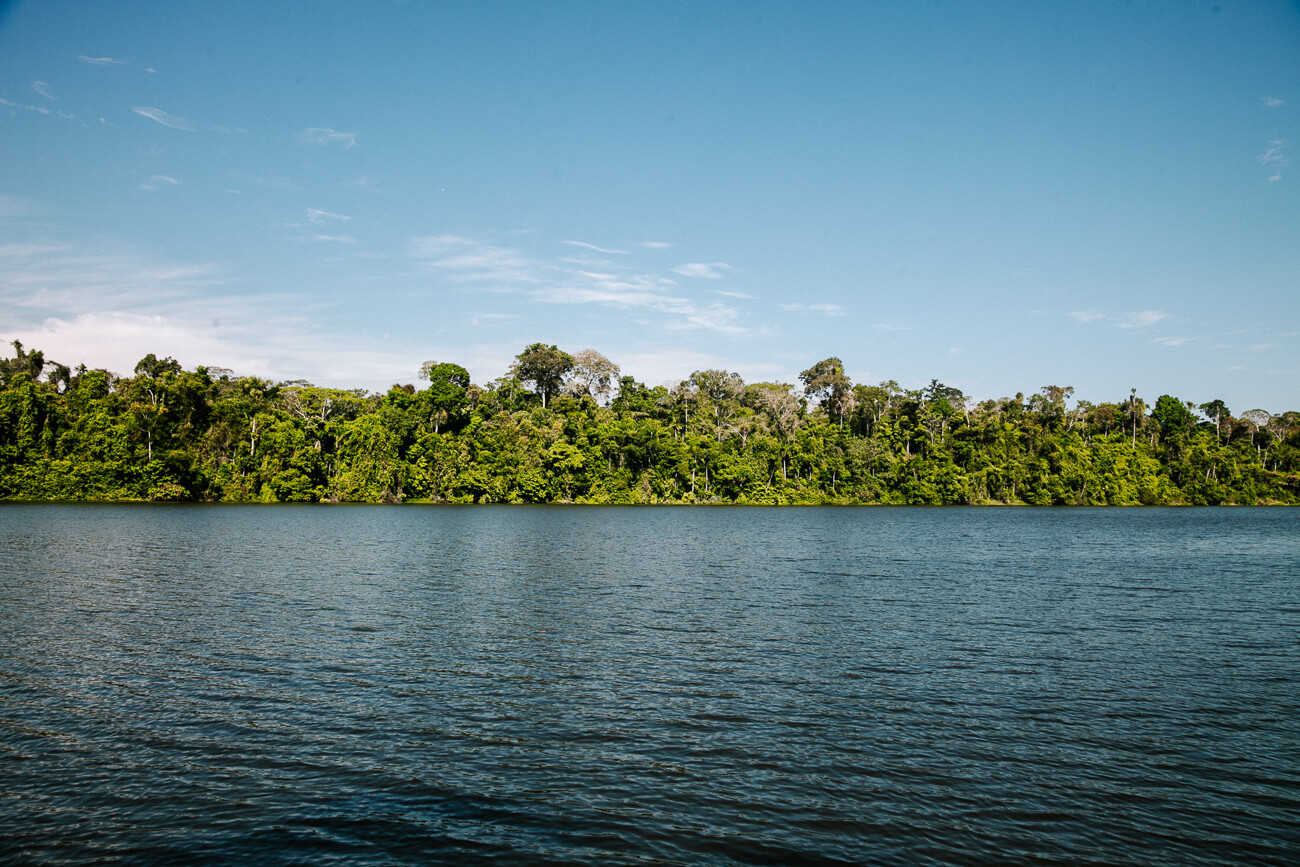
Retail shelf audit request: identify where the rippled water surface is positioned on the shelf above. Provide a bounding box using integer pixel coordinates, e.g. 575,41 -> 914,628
2,505 -> 1298,865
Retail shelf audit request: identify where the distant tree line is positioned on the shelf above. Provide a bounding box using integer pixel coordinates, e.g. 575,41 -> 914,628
1,340 -> 1296,504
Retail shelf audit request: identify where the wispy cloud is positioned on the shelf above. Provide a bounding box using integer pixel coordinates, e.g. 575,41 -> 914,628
1120,310 -> 1168,329
1264,96 -> 1286,108
411,234 -> 755,334
78,55 -> 125,66
298,127 -> 356,148
872,318 -> 917,331
349,172 -> 382,192
562,240 -> 627,255
0,195 -> 51,220
469,312 -> 520,327
1,248 -> 216,310
1248,343 -> 1272,352
132,106 -> 195,131
1152,336 -> 1194,346
714,289 -> 755,299
306,234 -> 357,244
1,97 -> 74,120
6,310 -> 419,392
31,81 -> 54,100
616,349 -> 784,388
410,235 -> 540,285
672,262 -> 735,280
1258,139 -> 1287,181
306,208 -> 350,224
0,243 -> 70,258
536,272 -> 748,335
1071,309 -> 1167,328
0,237 -> 420,390
640,241 -> 674,250
139,175 -> 180,191
780,302 -> 845,316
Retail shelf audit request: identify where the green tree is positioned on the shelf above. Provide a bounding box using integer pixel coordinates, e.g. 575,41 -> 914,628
1152,394 -> 1196,438
418,361 -> 471,433
512,343 -> 573,408
800,357 -> 854,428
1199,399 -> 1230,442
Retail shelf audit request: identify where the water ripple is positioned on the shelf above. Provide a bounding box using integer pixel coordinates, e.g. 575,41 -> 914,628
1,505 -> 1298,865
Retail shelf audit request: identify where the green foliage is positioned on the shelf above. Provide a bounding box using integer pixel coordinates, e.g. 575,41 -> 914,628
1,342 -> 1296,504
511,343 -> 573,408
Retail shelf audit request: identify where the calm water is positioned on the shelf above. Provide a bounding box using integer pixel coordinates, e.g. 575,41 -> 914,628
1,506 -> 1297,865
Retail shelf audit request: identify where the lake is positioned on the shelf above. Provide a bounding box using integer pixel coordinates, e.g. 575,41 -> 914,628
1,505 -> 1297,865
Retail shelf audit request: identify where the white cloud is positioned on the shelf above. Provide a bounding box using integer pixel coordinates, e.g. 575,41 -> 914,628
614,349 -> 729,386
1,97 -> 47,116
1258,140 -> 1287,180
0,238 -> 418,390
672,262 -> 735,279
713,289 -> 755,299
5,311 -> 418,390
0,195 -> 51,219
872,318 -> 917,331
298,127 -> 356,148
132,106 -> 195,131
780,302 -> 845,316
1152,336 -> 1193,346
306,208 -> 350,224
410,235 -> 542,286
0,242 -> 218,314
0,97 -> 74,120
139,175 -> 180,192
1120,310 -> 1168,329
536,276 -> 747,335
614,349 -> 786,387
1248,344 -> 1272,352
1264,96 -> 1286,108
562,240 -> 628,255
0,243 -> 69,257
469,313 -> 519,327
640,241 -> 674,249
306,234 -> 357,244
31,81 -> 54,100
1074,309 -> 1167,328
78,55 -> 125,65
411,233 -> 757,334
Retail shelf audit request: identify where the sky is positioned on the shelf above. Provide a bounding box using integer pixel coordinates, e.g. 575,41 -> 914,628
1,0 -> 1297,411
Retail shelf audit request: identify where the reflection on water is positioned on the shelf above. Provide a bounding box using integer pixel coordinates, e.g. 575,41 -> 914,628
2,505 -> 1298,865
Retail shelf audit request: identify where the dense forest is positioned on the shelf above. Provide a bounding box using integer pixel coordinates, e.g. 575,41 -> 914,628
1,340 -> 1296,504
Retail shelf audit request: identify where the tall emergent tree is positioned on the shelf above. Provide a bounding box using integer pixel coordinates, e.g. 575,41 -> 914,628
512,343 -> 573,409
800,357 -> 854,428
1199,399 -> 1230,442
419,361 -> 471,433
565,349 -> 620,403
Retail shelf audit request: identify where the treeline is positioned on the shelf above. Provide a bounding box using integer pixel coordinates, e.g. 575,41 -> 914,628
1,340 -> 1297,504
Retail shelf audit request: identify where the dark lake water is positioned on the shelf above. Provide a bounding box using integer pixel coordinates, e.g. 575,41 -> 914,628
1,505 -> 1298,865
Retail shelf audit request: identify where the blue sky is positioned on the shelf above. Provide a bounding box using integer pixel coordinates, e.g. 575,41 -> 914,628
1,0 -> 1296,411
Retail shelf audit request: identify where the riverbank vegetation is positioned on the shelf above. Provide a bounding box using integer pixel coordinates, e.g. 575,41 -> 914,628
1,341 -> 1296,504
